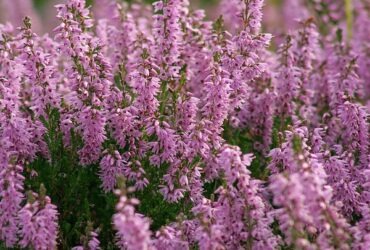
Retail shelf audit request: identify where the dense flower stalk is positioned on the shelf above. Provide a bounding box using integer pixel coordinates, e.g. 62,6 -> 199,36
214,146 -> 279,249
152,0 -> 188,82
201,57 -> 231,148
338,101 -> 369,167
54,0 -> 111,165
18,17 -> 60,118
99,150 -> 125,192
269,126 -> 351,249
219,0 -> 264,34
0,162 -> 24,247
18,191 -> 59,249
270,173 -> 316,248
113,179 -> 152,250
275,35 -> 300,117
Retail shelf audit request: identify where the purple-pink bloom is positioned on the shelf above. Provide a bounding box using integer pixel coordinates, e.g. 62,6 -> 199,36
19,193 -> 59,249
113,184 -> 153,250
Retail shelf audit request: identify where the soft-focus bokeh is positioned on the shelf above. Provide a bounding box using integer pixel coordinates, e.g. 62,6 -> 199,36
0,0 -> 218,34
0,0 -> 317,39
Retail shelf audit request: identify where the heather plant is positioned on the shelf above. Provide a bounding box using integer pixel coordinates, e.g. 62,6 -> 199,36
0,0 -> 369,249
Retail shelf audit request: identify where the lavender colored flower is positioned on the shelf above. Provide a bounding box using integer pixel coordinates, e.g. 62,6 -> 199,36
270,173 -> 316,247
88,231 -> 101,250
18,17 -> 60,118
19,192 -> 59,249
99,150 -> 125,192
129,48 -> 161,119
274,35 -> 301,117
0,162 -> 24,247
72,227 -> 101,250
215,146 -> 279,249
152,225 -> 189,250
152,0 -> 188,82
113,179 -> 153,250
269,126 -> 351,249
219,0 -> 264,34
147,120 -> 178,166
201,57 -> 232,148
192,198 -> 225,250
54,0 -> 112,165
338,101 -> 369,167
78,107 -> 106,165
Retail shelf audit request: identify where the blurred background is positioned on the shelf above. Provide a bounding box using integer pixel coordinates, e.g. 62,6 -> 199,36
0,0 -> 305,36
0,0 -> 221,34
0,0 -> 349,48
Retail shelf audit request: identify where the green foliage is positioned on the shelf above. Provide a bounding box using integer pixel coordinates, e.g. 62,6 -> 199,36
135,160 -> 192,231
18,93 -> 297,249
26,109 -> 117,249
222,114 -> 294,181
223,122 -> 269,180
24,107 -> 193,248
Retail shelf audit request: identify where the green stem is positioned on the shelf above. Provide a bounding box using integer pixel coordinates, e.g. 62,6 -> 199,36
345,0 -> 353,40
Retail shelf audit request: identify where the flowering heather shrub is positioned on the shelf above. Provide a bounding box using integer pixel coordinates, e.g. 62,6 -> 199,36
0,0 -> 369,249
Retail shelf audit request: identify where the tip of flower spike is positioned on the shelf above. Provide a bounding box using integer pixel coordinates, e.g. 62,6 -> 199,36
26,190 -> 36,204
115,175 -> 126,190
22,17 -> 32,29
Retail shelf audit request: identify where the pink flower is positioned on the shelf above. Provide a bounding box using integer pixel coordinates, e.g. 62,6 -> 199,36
19,193 -> 59,249
99,150 -> 125,192
0,162 -> 24,247
113,182 -> 153,250
78,107 -> 106,165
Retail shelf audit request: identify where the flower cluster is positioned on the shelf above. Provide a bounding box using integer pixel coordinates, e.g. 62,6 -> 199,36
0,0 -> 369,249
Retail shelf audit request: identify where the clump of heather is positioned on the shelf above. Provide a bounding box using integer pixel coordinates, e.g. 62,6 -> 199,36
0,0 -> 368,249
18,187 -> 59,250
